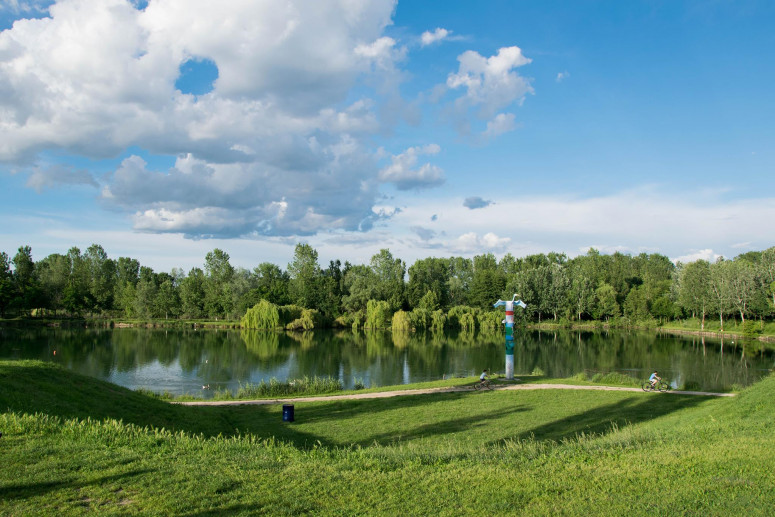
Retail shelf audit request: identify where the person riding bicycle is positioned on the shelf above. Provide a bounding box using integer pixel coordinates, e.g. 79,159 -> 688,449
480,369 -> 489,385
649,370 -> 661,388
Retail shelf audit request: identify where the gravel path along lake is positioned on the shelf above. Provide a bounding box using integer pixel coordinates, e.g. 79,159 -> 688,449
176,383 -> 735,407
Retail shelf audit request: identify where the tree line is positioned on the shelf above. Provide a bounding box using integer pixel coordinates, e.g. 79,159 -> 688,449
1,242 -> 773,331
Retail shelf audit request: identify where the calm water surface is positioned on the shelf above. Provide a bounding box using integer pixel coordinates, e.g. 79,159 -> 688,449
1,327 -> 772,396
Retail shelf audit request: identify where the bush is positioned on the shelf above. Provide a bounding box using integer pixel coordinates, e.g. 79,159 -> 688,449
557,317 -> 573,329
236,376 -> 343,398
743,320 -> 762,338
590,372 -> 640,386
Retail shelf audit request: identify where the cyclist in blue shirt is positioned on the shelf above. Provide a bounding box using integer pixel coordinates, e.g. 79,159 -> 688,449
649,370 -> 661,388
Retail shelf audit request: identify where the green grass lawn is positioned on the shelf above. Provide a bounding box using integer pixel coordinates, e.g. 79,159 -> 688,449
1,360 -> 774,516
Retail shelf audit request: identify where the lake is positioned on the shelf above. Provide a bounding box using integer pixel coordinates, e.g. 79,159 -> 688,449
1,327 -> 772,397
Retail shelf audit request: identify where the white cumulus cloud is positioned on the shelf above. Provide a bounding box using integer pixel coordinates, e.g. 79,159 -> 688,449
0,0 -> 406,238
447,46 -> 533,118
378,144 -> 445,190
421,27 -> 449,46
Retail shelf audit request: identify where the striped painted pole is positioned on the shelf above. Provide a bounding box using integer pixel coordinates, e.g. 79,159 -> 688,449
493,295 -> 527,380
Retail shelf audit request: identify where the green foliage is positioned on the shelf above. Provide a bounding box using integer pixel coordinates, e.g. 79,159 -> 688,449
365,299 -> 392,329
391,310 -> 412,331
469,253 -> 505,309
417,289 -> 440,311
241,299 -> 281,329
285,308 -> 322,330
623,286 -> 650,320
431,309 -> 446,331
409,307 -> 431,330
407,258 -> 450,310
477,310 -> 502,330
278,304 -> 304,326
236,376 -> 343,397
742,320 -> 762,338
287,243 -> 322,310
589,372 -> 641,386
4,241 -> 775,333
447,305 -> 479,330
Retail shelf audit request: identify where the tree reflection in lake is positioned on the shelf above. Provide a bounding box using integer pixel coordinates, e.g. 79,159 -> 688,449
0,327 -> 772,396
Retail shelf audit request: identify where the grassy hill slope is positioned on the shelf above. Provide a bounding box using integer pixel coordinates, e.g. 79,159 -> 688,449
1,360 -> 773,516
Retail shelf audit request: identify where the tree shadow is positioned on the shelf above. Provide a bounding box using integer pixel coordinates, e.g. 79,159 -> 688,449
493,393 -> 707,445
355,404 -> 531,446
0,469 -> 152,501
209,390 -> 504,448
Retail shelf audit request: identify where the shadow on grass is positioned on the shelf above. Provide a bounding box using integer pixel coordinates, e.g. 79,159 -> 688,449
356,404 -> 531,447
0,469 -> 152,501
500,393 -> 707,444
210,390 -> 508,447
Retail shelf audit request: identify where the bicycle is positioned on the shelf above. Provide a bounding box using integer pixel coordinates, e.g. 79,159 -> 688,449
474,379 -> 493,391
641,380 -> 670,392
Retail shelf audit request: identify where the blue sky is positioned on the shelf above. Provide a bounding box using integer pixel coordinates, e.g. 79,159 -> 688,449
1,0 -> 773,273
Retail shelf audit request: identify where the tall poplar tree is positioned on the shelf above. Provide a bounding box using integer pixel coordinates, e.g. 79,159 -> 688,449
288,243 -> 321,310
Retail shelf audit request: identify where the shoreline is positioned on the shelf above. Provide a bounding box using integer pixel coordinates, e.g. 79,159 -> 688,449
4,317 -> 775,345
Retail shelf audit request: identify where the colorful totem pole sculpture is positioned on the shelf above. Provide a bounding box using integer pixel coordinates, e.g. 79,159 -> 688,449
493,294 -> 527,380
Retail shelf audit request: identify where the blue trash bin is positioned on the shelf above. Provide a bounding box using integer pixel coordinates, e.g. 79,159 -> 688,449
282,404 -> 294,422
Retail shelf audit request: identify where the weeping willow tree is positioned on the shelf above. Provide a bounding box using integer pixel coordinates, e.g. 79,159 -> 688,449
278,304 -> 304,326
431,309 -> 446,331
477,310 -> 502,330
241,299 -> 280,329
409,308 -> 431,330
447,306 -> 479,330
459,311 -> 476,331
391,310 -> 412,331
366,299 -> 392,329
333,311 -> 364,330
286,308 -> 320,331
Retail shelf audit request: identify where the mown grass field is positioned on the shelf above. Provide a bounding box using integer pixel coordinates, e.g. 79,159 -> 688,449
1,360 -> 774,516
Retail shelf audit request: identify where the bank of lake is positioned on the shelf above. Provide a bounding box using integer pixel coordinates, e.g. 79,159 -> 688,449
1,360 -> 774,515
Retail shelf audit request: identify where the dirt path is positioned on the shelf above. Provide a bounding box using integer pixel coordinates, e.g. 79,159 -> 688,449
177,383 -> 735,407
